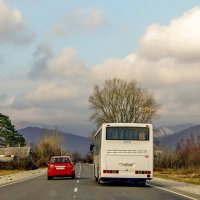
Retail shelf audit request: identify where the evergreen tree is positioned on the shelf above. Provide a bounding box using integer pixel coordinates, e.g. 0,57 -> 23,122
0,113 -> 26,147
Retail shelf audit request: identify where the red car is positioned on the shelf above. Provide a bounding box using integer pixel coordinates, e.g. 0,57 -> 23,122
47,156 -> 75,180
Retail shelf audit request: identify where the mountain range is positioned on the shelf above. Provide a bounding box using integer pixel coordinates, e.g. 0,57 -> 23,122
19,123 -> 200,155
154,123 -> 194,137
19,127 -> 91,157
154,124 -> 200,150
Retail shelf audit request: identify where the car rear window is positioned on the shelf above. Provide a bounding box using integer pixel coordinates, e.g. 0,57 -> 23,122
50,157 -> 70,163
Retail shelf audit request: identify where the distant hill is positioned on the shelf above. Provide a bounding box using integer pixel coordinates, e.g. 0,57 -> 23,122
165,123 -> 195,133
15,121 -> 94,137
154,127 -> 174,138
19,127 -> 91,157
154,123 -> 194,138
156,124 -> 200,150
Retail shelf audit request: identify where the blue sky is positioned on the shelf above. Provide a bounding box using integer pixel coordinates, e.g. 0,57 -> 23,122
3,0 -> 199,70
1,0 -> 200,136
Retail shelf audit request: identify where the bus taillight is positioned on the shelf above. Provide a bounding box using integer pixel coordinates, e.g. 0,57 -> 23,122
135,171 -> 151,174
103,170 -> 119,174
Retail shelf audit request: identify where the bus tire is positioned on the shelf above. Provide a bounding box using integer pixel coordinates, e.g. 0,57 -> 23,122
98,178 -> 101,184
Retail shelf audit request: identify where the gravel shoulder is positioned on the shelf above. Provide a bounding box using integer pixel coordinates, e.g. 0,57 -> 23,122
0,168 -> 47,186
148,177 -> 200,200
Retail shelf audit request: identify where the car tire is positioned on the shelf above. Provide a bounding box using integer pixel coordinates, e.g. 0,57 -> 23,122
48,176 -> 53,180
71,173 -> 75,179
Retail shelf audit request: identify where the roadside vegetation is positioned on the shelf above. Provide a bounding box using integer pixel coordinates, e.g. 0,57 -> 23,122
0,169 -> 26,176
0,125 -> 91,172
154,169 -> 200,185
154,135 -> 200,185
31,129 -> 65,168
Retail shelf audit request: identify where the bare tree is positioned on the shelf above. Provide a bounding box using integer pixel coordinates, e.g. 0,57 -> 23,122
89,78 -> 160,127
71,151 -> 81,162
34,129 -> 66,166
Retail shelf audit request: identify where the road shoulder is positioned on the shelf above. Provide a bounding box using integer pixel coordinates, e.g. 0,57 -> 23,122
148,177 -> 200,200
0,168 -> 47,187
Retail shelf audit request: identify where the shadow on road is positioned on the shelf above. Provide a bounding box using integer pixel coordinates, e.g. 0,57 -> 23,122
97,181 -> 152,188
48,177 -> 75,181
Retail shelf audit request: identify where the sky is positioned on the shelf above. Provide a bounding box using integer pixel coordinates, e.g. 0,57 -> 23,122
0,0 -> 200,136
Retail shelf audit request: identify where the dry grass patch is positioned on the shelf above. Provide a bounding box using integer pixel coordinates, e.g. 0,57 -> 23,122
154,168 -> 200,185
0,170 -> 25,176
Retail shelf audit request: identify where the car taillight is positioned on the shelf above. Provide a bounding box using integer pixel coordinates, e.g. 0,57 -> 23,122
66,163 -> 73,168
103,170 -> 119,174
48,164 -> 54,169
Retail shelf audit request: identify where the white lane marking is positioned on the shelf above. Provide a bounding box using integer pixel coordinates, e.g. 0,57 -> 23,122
76,164 -> 81,178
79,163 -> 82,176
73,164 -> 81,199
0,173 -> 46,188
147,183 -> 199,200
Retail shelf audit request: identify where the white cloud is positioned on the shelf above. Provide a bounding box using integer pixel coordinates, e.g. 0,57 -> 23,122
89,6 -> 200,125
29,45 -> 89,81
2,7 -> 200,130
52,25 -> 69,37
11,46 -> 91,118
0,94 -> 14,107
65,8 -> 105,31
48,48 -> 88,78
92,54 -> 200,87
139,7 -> 200,62
0,0 -> 34,44
9,49 -> 200,127
29,43 -> 53,79
24,83 -> 76,102
53,8 -> 105,37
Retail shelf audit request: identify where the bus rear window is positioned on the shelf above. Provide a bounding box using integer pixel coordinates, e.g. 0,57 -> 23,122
106,127 -> 149,141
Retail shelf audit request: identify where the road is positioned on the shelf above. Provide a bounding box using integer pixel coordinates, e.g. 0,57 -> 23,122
0,163 -> 199,200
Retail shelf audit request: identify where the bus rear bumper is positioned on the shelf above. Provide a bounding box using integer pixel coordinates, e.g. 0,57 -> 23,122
100,177 -> 152,183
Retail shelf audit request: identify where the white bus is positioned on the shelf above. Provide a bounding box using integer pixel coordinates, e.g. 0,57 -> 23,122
92,123 -> 153,185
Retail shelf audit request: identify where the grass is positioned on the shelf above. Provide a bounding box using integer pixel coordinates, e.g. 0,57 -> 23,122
154,168 -> 200,185
0,170 -> 26,176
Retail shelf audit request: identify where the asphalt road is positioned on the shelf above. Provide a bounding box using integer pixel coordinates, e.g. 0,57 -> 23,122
0,163 -> 199,200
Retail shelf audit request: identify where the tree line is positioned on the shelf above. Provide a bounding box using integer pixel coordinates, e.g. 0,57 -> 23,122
155,135 -> 200,170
